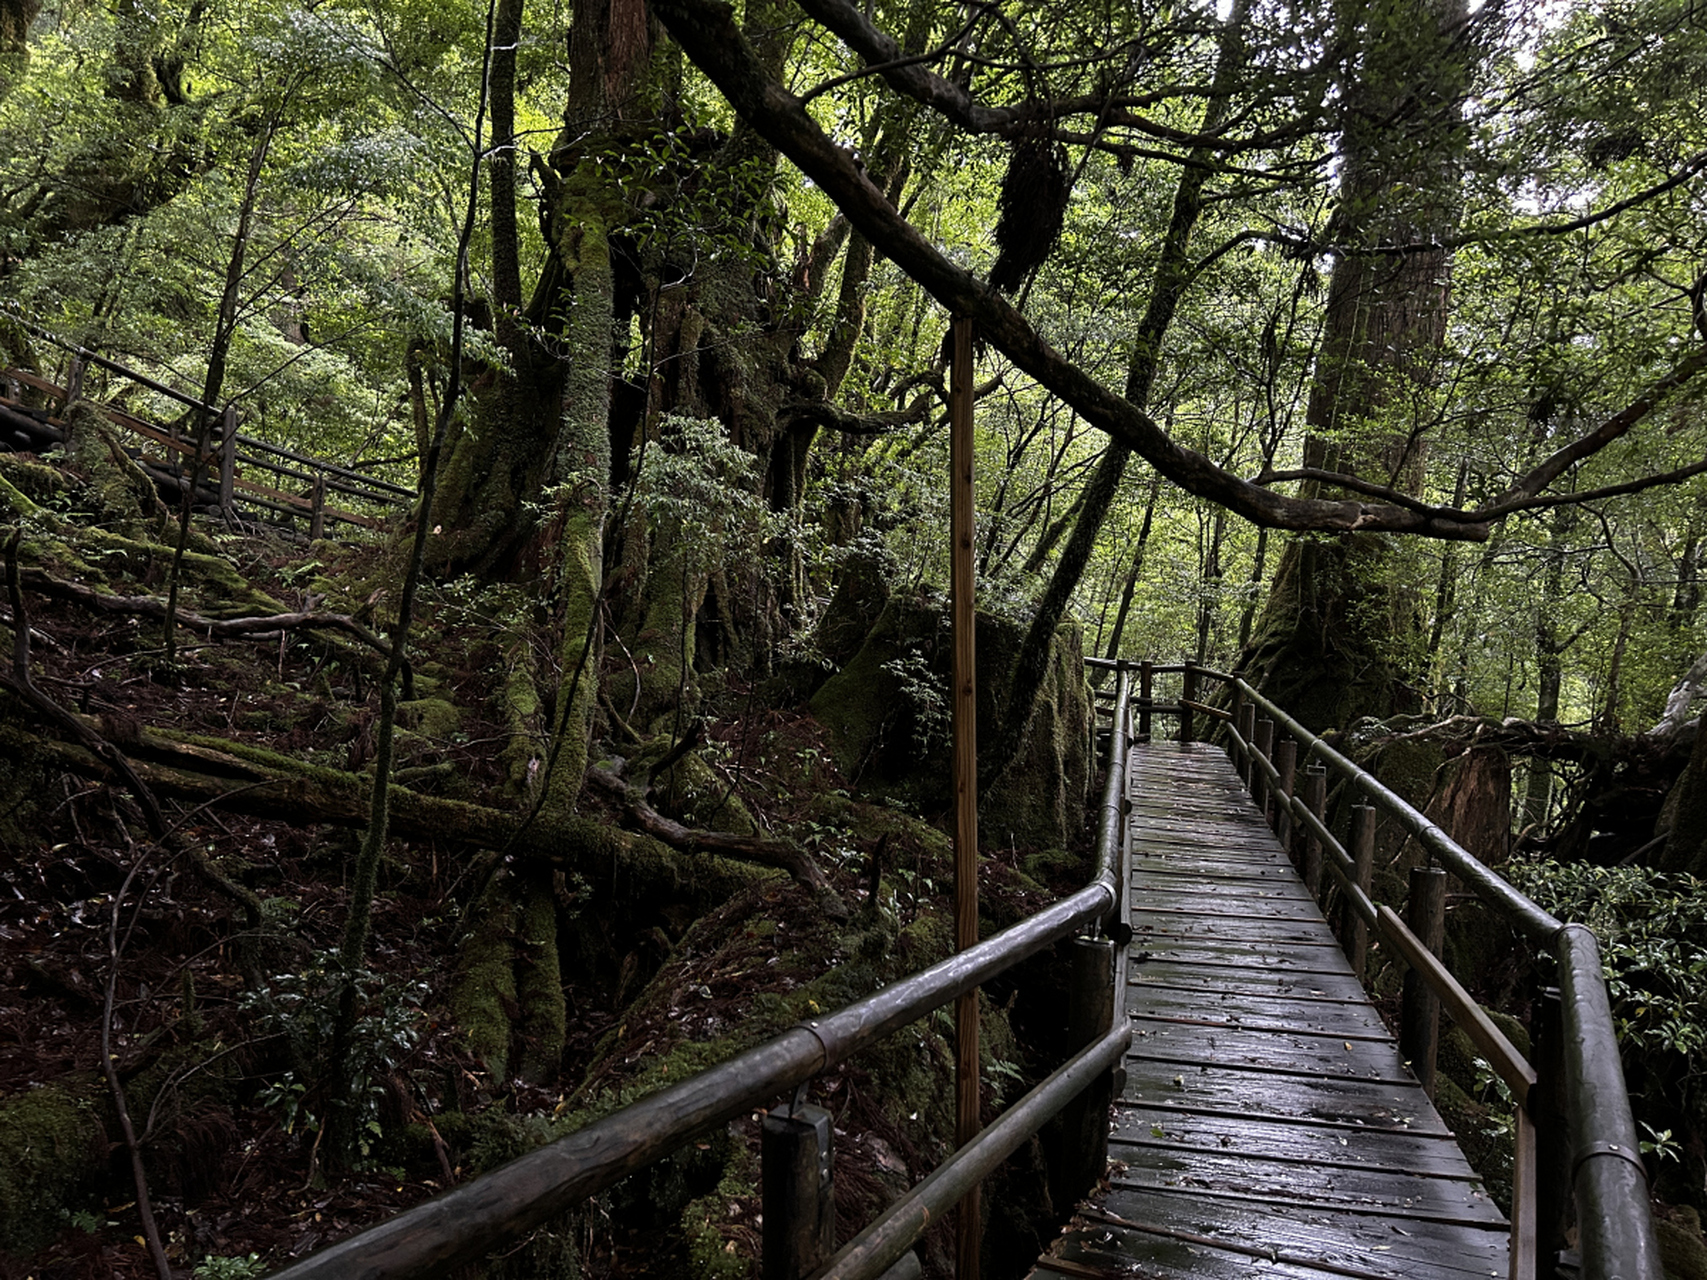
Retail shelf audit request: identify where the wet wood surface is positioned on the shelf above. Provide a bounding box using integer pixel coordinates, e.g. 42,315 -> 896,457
1030,741 -> 1508,1280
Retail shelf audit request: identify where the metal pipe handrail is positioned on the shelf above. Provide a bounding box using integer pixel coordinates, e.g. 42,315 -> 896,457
1111,660 -> 1659,1280
810,1020 -> 1133,1280
268,670 -> 1134,1279
1233,679 -> 1559,939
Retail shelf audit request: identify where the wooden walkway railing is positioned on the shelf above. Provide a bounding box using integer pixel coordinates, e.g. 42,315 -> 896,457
1033,739 -> 1509,1279
261,675 -> 1141,1280
1070,659 -> 1661,1280
1,333 -> 411,533
109,649 -> 1649,1280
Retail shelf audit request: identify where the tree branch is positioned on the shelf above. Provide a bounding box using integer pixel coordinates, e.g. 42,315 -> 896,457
652,0 -> 1492,539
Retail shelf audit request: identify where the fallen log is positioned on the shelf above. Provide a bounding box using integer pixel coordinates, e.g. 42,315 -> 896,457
584,764 -> 843,913
0,698 -> 826,892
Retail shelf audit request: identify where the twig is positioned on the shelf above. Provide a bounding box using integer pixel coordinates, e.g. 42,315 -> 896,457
13,542 -> 173,1280
102,837 -> 174,1280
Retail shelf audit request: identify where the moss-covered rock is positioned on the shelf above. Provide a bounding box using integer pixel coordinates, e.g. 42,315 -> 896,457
809,597 -> 1092,848
0,1077 -> 109,1254
979,617 -> 1091,852
1658,1206 -> 1707,1280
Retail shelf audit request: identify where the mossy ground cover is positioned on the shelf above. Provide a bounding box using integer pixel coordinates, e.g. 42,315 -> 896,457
1,448 -> 1101,1278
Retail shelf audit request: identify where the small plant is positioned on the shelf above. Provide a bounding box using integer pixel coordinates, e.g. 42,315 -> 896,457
880,648 -> 949,754
193,1254 -> 266,1280
1638,1122 -> 1681,1164
239,950 -> 427,1165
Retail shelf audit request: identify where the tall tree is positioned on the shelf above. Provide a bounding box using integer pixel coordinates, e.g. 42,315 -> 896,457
1235,0 -> 1479,730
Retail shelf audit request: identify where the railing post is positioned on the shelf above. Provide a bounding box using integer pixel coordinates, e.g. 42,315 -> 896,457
1252,718 -> 1274,819
219,406 -> 238,521
1299,764 -> 1326,898
1529,987 -> 1572,1278
763,1100 -> 835,1280
1400,866 -> 1447,1098
1273,737 -> 1297,845
1236,701 -> 1256,790
1340,804 -> 1375,979
64,354 -> 84,413
1180,661 -> 1198,743
1049,936 -> 1116,1215
1138,660 -> 1153,741
310,471 -> 328,541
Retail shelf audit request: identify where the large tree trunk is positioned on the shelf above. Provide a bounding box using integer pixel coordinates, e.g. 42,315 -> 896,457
1237,0 -> 1474,731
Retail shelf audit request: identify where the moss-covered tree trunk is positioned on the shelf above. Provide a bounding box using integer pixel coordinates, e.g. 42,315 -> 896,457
1237,0 -> 1473,731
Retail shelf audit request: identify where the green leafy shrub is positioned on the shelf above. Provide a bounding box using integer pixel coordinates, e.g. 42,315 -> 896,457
239,951 -> 427,1165
1507,860 -> 1707,1191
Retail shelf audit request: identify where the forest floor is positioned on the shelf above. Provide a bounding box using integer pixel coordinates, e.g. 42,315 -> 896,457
0,511 -> 1081,1280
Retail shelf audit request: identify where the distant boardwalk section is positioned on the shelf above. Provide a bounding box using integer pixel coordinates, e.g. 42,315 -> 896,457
1030,740 -> 1508,1280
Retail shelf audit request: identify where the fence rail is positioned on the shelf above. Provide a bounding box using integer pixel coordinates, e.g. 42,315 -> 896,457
2,339 -> 411,534
1111,657 -> 1660,1280
265,671 -> 1137,1280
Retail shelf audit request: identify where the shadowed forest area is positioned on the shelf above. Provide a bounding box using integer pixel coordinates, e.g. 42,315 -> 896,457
2,0 -> 1706,1274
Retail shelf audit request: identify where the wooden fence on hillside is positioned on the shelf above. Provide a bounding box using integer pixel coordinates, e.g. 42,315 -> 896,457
1,343 -> 413,535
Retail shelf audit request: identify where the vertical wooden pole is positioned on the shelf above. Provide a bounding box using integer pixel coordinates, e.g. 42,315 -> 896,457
1509,1105 -> 1537,1280
219,406 -> 239,520
949,316 -> 980,1280
1138,660 -> 1153,741
762,1102 -> 835,1280
61,356 -> 85,449
1343,804 -> 1376,979
310,472 -> 328,541
1236,701 -> 1256,789
1273,738 -> 1297,846
1050,938 -> 1115,1213
1180,661 -> 1198,743
1300,764 -> 1327,898
64,355 -> 85,413
1252,718 -> 1274,820
1530,987 -> 1572,1277
1400,866 -> 1447,1098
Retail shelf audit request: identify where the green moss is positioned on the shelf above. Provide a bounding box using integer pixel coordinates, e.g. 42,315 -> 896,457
0,1079 -> 109,1254
0,460 -> 55,518
680,1140 -> 758,1280
1658,1208 -> 1707,1280
644,749 -> 756,835
65,410 -> 163,529
516,876 -> 567,1082
450,870 -> 521,1082
807,597 -> 921,780
396,697 -> 462,741
498,648 -> 544,800
980,619 -> 1091,850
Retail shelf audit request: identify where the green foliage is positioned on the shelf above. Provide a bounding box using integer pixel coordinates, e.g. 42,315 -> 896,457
1509,862 -> 1707,1064
192,1254 -> 267,1280
239,950 -> 427,1164
1507,860 -> 1707,1159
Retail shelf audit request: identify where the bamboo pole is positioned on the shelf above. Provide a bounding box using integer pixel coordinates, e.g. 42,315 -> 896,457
949,315 -> 980,1278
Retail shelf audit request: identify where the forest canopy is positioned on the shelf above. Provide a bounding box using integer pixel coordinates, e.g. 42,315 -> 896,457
2,0 -> 1707,1272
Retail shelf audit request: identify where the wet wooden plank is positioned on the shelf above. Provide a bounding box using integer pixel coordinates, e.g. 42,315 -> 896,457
1115,1107 -> 1479,1179
1106,1150 -> 1504,1226
1030,740 -> 1506,1280
1128,1020 -> 1411,1072
1127,997 -> 1393,1039
1122,1048 -> 1448,1132
1033,1198 -> 1508,1280
1133,969 -> 1372,1010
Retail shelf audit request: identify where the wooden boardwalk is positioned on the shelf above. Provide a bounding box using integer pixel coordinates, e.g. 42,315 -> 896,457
1031,741 -> 1509,1280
